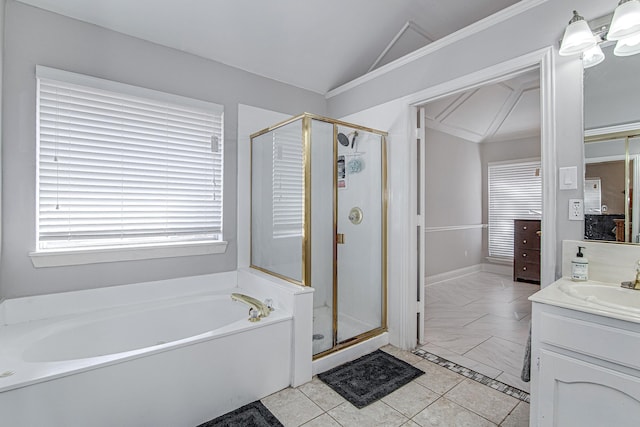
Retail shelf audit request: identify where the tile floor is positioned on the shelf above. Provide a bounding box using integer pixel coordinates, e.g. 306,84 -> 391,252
260,345 -> 529,426
422,271 -> 539,393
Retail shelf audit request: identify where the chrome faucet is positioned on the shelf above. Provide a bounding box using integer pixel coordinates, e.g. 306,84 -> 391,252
231,293 -> 273,321
621,260 -> 640,290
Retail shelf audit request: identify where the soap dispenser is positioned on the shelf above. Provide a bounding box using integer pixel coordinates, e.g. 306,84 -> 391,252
571,246 -> 589,281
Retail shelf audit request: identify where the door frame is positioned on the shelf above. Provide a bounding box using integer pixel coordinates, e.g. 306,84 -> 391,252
403,47 -> 557,346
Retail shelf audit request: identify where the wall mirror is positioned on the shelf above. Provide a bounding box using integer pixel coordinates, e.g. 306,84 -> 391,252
584,42 -> 640,243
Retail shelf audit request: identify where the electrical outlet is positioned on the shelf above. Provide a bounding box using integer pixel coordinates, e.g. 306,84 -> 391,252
569,199 -> 584,220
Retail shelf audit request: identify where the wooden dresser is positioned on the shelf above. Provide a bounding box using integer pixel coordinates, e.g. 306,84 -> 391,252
513,219 -> 541,284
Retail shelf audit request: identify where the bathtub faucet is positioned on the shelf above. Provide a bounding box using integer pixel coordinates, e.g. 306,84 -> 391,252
231,293 -> 273,322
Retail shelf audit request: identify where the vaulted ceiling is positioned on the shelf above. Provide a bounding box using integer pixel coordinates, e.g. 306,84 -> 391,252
423,71 -> 540,143
16,0 -> 521,94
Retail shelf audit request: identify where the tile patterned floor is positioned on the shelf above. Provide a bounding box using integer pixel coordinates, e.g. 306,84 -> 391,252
422,271 -> 539,393
260,345 -> 529,426
256,271 -> 536,426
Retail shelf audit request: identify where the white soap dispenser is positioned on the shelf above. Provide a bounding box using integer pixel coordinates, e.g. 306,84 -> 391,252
571,246 -> 588,281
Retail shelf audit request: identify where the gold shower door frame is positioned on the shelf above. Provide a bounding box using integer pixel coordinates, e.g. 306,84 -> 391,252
250,112 -> 388,358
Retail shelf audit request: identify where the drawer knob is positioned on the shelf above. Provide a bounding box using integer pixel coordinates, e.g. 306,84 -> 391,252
523,239 -> 527,244
522,266 -> 527,271
523,226 -> 528,230
522,253 -> 527,257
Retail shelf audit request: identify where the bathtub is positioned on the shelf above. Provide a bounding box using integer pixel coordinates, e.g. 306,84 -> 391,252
0,269 -> 314,427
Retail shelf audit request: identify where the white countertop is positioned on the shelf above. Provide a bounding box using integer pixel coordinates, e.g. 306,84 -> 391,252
530,278 -> 640,324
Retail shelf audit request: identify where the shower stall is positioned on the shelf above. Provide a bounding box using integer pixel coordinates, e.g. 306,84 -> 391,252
250,113 -> 387,358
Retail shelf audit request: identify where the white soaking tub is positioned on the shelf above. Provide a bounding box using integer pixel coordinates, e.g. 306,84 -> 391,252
0,270 -> 313,427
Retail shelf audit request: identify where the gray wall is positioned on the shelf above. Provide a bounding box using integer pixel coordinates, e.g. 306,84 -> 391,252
424,128 -> 483,276
0,1 -> 326,299
584,43 -> 640,130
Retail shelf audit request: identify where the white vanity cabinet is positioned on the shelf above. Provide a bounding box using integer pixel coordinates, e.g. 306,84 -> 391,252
530,301 -> 640,426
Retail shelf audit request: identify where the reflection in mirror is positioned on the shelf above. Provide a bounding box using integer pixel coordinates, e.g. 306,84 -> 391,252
584,137 -> 626,241
584,42 -> 640,243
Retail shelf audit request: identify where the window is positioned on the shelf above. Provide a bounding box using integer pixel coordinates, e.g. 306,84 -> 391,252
34,66 -> 224,262
272,127 -> 304,238
488,160 -> 541,259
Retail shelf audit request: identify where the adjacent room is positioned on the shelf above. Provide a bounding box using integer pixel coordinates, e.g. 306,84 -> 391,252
421,69 -> 542,393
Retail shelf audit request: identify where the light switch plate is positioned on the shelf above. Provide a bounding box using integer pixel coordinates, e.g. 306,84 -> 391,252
569,199 -> 584,220
559,166 -> 578,190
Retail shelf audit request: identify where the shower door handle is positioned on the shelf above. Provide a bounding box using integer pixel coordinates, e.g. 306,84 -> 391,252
337,233 -> 345,244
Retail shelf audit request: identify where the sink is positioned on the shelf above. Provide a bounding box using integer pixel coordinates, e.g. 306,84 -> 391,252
557,282 -> 640,314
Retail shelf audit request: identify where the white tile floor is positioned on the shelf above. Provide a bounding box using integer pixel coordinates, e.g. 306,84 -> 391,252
260,345 -> 529,426
422,271 -> 539,393
253,271 -> 536,426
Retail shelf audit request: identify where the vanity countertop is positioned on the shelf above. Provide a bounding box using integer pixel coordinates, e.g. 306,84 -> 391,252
530,278 -> 640,324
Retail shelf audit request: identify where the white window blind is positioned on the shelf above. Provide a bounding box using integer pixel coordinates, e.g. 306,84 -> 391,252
488,160 -> 541,258
272,127 -> 304,238
36,67 -> 224,250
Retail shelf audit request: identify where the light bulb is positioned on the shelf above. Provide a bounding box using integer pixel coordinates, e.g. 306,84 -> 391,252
582,44 -> 605,68
608,0 -> 640,41
559,11 -> 597,56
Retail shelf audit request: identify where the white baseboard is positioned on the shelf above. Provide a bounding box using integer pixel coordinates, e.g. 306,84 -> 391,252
482,262 -> 512,276
425,262 -> 512,285
425,264 -> 482,286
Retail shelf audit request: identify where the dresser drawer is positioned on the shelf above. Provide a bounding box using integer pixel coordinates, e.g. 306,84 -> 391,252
514,261 -> 540,282
515,249 -> 540,265
514,225 -> 541,249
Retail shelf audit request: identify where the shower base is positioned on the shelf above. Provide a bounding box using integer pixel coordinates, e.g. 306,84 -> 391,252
312,305 -> 377,356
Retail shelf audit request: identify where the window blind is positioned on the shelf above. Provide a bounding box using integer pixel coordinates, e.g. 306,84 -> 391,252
36,67 -> 224,250
488,160 -> 541,258
272,127 -> 304,238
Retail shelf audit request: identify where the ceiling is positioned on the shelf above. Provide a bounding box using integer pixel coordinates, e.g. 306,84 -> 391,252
16,0 -> 521,94
424,70 -> 540,143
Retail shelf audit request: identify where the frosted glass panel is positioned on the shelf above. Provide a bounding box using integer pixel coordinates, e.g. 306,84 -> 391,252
251,119 -> 303,282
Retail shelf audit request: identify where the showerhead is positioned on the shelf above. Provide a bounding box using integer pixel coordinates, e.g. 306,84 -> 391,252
351,131 -> 358,149
338,132 -> 350,147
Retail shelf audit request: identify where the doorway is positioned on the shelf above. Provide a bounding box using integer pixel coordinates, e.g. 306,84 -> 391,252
416,67 -> 543,392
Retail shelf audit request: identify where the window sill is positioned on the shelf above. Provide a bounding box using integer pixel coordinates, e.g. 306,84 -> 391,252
29,241 -> 228,268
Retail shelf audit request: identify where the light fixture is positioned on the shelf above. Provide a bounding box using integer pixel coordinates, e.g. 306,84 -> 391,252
559,10 -> 597,56
559,3 -> 640,67
614,32 -> 640,55
607,0 -> 640,41
582,44 -> 606,68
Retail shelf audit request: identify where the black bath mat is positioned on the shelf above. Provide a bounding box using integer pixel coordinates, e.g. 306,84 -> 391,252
317,349 -> 424,408
196,401 -> 283,427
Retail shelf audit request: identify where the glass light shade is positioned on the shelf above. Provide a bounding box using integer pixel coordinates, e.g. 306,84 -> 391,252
614,33 -> 640,55
559,16 -> 597,56
607,0 -> 640,41
582,44 -> 605,68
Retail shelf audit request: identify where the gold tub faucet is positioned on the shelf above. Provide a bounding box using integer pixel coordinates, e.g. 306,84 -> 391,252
231,293 -> 273,321
621,260 -> 640,290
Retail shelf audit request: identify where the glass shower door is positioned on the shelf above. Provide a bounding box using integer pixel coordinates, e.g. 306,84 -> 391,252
336,127 -> 385,343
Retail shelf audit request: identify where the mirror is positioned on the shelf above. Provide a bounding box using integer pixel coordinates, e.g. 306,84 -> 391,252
584,43 -> 640,243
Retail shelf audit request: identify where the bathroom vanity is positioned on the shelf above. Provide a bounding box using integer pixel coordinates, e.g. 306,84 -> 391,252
530,279 -> 640,426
